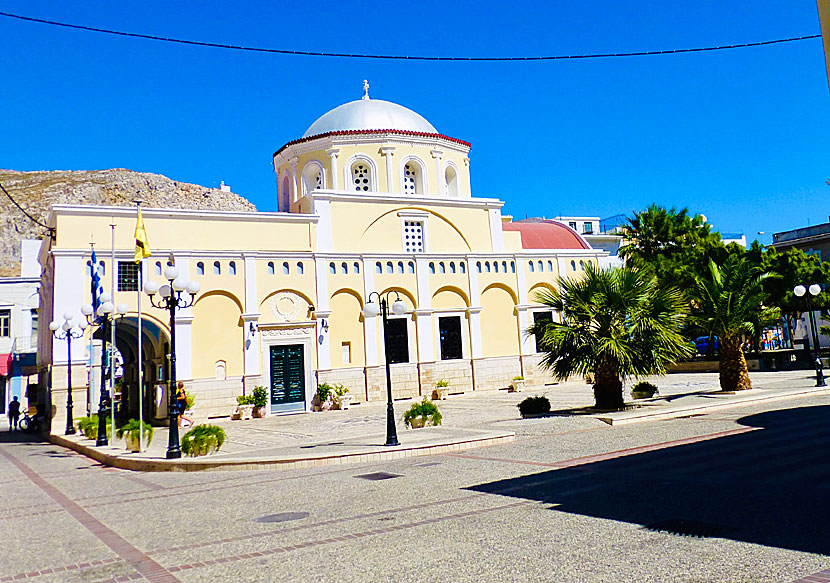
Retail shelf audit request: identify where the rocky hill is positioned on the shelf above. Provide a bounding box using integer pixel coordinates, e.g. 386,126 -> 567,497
0,169 -> 258,277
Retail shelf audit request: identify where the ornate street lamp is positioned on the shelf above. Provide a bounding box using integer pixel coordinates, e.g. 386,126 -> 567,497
144,264 -> 200,459
81,293 -> 129,446
793,284 -> 826,387
49,312 -> 87,435
363,291 -> 407,447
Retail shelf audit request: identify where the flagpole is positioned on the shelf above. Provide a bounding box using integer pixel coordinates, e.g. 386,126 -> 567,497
110,223 -> 116,444
88,242 -> 95,417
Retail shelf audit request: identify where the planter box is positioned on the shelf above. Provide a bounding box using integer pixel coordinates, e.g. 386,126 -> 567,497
432,388 -> 449,400
253,406 -> 267,418
332,394 -> 352,410
125,433 -> 140,452
233,404 -> 254,420
508,379 -> 526,393
408,417 -> 426,429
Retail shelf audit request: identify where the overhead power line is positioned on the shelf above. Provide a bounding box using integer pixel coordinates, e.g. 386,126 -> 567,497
0,180 -> 56,238
0,10 -> 820,62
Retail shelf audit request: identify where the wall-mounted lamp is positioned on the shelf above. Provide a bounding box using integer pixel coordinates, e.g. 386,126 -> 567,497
249,322 -> 258,335
320,319 -> 329,332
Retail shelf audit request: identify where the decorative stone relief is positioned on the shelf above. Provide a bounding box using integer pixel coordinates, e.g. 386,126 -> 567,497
269,292 -> 303,322
261,327 -> 310,338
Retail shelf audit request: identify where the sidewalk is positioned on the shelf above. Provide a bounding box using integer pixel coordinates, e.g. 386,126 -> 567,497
49,369 -> 830,472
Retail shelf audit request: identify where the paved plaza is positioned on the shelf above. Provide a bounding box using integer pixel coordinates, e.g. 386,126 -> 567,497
2,370 -> 830,582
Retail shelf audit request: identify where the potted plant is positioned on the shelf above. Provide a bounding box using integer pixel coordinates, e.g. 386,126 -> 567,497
331,383 -> 352,410
509,375 -> 526,392
403,398 -> 442,429
432,379 -> 450,400
184,390 -> 196,419
314,382 -> 334,411
517,395 -> 551,418
251,386 -> 268,417
180,424 -> 226,457
233,394 -> 256,420
76,414 -> 111,440
631,381 -> 658,400
115,419 -> 153,452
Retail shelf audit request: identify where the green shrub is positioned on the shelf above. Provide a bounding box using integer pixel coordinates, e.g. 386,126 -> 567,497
115,419 -> 153,446
251,386 -> 268,408
631,381 -> 658,398
181,425 -> 226,457
236,394 -> 256,406
76,415 -> 112,440
185,391 -> 196,410
403,398 -> 442,428
517,396 -> 551,417
513,375 -> 525,381
317,383 -> 333,403
332,383 -> 349,397
436,379 -> 449,388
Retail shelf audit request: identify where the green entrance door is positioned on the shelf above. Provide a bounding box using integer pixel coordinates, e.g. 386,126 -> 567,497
269,344 -> 306,412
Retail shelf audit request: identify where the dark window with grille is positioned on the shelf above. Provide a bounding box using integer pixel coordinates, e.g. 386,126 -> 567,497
118,262 -> 141,292
439,316 -> 463,360
0,309 -> 9,337
533,311 -> 553,353
384,318 -> 409,364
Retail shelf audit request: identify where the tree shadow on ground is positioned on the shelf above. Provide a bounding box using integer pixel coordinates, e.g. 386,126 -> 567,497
0,429 -> 47,444
466,404 -> 830,555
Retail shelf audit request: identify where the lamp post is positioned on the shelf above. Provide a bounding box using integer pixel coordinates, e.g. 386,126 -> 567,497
144,264 -> 200,459
793,284 -> 826,387
49,313 -> 87,435
363,291 -> 407,447
81,294 -> 129,446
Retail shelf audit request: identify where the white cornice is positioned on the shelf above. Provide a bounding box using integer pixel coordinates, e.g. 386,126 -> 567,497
274,133 -> 470,165
49,204 -> 319,225
308,190 -> 504,210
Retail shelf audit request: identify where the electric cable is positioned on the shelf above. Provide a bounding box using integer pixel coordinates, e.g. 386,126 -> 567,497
0,10 -> 820,61
0,180 -> 56,238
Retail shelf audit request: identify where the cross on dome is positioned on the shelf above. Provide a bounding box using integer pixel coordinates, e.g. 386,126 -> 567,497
362,79 -> 370,100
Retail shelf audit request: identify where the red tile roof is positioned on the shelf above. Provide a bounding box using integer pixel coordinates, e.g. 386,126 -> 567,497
502,220 -> 590,250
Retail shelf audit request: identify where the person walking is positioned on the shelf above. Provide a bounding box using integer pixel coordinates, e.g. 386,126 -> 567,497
175,382 -> 192,428
8,396 -> 20,431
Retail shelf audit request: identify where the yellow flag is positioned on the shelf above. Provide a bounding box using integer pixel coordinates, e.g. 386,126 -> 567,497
134,208 -> 151,262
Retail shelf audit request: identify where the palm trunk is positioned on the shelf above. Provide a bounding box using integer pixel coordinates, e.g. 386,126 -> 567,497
719,335 -> 752,391
593,362 -> 625,410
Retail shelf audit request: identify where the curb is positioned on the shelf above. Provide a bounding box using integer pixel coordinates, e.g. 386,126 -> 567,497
50,432 -> 515,472
595,386 -> 830,426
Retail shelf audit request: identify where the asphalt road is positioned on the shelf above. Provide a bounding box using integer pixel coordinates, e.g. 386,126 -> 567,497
2,393 -> 829,583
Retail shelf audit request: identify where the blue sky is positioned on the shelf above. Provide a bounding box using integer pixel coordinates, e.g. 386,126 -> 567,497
0,1 -> 827,244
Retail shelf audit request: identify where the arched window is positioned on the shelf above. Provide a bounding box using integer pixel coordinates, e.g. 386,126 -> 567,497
439,262 -> 446,274
493,262 -> 499,273
329,262 -> 336,274
571,260 -> 577,271
429,262 -> 436,274
386,261 -> 394,274
450,262 -> 456,274
397,261 -> 404,274
529,261 -> 535,273
502,261 -> 508,273
281,175 -> 291,212
485,262 -> 491,273
547,260 -> 553,272
460,262 -> 466,274
445,165 -> 459,197
283,262 -> 290,275
267,261 -> 274,275
408,261 -> 415,274
154,261 -> 162,276
579,260 -> 585,271
351,161 -> 372,192
196,262 -> 205,276
297,262 -> 304,275
229,261 -> 237,275
537,260 -> 544,272
213,261 -> 221,275
354,262 -> 360,274
99,261 -> 106,276
341,262 -> 348,274
376,262 -> 382,274
402,161 -> 423,194
510,261 -> 516,273
476,261 -> 482,273
302,162 -> 324,195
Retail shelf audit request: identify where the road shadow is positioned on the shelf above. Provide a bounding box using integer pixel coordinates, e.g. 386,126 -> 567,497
0,429 -> 47,444
466,404 -> 830,555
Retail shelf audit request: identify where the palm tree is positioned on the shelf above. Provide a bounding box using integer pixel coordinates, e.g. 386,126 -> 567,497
693,255 -> 773,391
530,265 -> 693,410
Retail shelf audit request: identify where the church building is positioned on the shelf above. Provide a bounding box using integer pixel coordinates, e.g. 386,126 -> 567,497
38,84 -> 603,429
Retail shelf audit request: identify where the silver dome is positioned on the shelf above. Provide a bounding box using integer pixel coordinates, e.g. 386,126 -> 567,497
302,99 -> 438,137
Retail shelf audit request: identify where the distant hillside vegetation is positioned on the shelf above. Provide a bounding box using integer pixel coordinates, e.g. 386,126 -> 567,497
0,169 -> 257,276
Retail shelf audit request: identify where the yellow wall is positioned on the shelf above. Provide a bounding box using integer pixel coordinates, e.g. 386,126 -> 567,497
479,284 -> 520,357
328,289 -> 366,368
191,291 -> 244,378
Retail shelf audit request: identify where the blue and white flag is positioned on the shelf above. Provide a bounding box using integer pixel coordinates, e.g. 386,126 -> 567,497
90,249 -> 104,310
